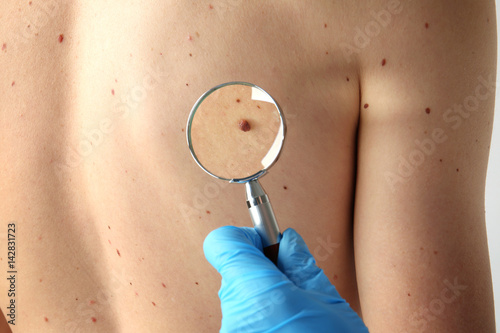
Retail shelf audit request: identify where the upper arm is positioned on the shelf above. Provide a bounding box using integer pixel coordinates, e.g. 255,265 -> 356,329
354,1 -> 496,331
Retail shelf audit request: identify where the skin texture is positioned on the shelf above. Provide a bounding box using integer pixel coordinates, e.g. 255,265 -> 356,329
0,0 -> 496,332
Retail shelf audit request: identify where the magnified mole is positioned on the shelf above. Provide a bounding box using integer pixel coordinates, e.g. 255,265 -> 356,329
238,119 -> 251,132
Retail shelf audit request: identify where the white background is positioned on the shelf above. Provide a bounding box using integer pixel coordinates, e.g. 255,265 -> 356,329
486,2 -> 500,327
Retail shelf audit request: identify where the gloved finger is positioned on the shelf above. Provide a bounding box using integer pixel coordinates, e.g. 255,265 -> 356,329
204,226 -> 287,287
278,228 -> 343,299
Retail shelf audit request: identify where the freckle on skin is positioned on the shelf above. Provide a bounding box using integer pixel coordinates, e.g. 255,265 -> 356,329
1,43 -> 6,51
152,302 -> 156,306
236,98 -> 240,103
408,293 -> 411,296
381,58 -> 386,66
162,283 -> 166,288
434,251 -> 438,255
189,53 -> 192,57
333,274 -> 338,280
425,22 -> 429,29
439,159 -> 443,162
195,282 -> 199,285
238,119 -> 251,132
324,23 -> 327,28
58,34 -> 64,43
420,247 -> 424,250
11,81 -> 15,87
425,108 -> 431,114
206,210 -> 211,214
209,4 -> 213,9
364,103 -> 369,109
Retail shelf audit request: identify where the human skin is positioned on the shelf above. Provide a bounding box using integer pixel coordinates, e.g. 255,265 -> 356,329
0,0 -> 496,332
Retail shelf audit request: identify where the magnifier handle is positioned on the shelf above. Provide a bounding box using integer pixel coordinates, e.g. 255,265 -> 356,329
245,180 -> 282,265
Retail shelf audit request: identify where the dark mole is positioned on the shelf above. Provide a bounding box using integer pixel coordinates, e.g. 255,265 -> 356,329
129,282 -> 132,285
381,58 -> 386,66
283,186 -> 287,190
236,98 -> 241,103
324,23 -> 327,28
364,103 -> 369,109
425,108 -> 431,114
346,77 -> 350,82
58,34 -> 64,43
456,168 -> 459,172
425,22 -> 429,29
185,83 -> 189,86
206,210 -> 211,214
439,159 -> 443,162
238,119 -> 251,132
108,225 -> 111,229
195,282 -> 199,285
257,105 -> 261,109
408,293 -> 411,297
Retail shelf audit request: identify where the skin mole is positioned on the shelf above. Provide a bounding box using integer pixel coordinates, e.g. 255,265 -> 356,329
238,119 -> 251,132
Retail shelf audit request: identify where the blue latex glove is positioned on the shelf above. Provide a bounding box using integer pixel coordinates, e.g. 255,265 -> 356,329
204,226 -> 369,333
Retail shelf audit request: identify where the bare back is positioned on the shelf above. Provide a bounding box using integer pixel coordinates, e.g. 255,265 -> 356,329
0,1 -> 496,332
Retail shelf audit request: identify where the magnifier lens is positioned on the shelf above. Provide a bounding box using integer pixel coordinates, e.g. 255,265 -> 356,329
188,83 -> 285,181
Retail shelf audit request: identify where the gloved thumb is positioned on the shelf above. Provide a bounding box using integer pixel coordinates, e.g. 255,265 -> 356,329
278,228 -> 342,299
204,226 -> 287,287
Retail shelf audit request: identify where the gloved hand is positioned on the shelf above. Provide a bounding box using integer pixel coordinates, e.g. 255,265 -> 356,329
204,226 -> 369,333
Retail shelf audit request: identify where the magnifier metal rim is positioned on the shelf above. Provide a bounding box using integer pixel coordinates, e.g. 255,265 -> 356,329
186,81 -> 286,184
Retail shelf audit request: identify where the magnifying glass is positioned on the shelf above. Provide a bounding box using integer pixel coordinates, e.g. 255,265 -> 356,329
186,82 -> 286,265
